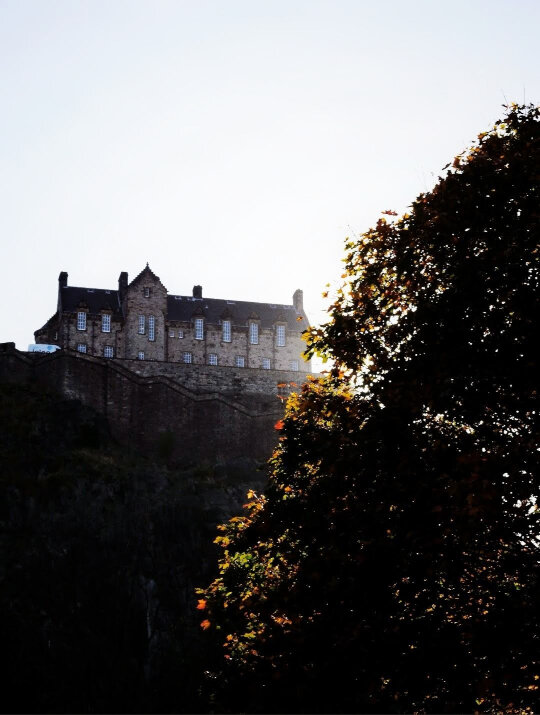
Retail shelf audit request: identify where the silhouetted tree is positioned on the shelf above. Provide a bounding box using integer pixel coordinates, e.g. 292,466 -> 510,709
199,105 -> 540,713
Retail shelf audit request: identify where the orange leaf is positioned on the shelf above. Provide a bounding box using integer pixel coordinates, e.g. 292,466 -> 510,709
196,599 -> 207,610
200,619 -> 211,630
274,420 -> 284,430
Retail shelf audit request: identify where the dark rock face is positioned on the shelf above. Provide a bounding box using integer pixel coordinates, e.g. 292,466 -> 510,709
0,381 -> 267,713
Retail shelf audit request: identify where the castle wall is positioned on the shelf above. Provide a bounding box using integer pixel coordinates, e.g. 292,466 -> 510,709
0,344 -> 305,464
123,273 -> 167,361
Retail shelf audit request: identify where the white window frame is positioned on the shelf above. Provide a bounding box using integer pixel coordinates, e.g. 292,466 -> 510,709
194,318 -> 204,340
104,346 -> 114,358
148,315 -> 155,341
138,315 -> 145,334
262,358 -> 271,369
144,287 -> 150,298
249,322 -> 259,345
101,314 -> 111,333
276,324 -> 286,347
138,351 -> 145,360
77,343 -> 87,353
77,312 -> 86,331
177,329 -> 184,339
289,359 -> 299,371
208,353 -> 218,365
183,352 -> 192,364
222,320 -> 231,342
235,356 -> 245,368
169,330 -> 175,338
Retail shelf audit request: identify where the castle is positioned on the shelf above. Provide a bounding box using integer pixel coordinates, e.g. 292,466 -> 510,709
35,264 -> 311,373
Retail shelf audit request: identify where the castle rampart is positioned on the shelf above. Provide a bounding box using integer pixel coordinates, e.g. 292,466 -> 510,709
0,343 -> 307,464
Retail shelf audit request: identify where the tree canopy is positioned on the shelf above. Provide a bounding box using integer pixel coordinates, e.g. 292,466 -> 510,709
198,105 -> 540,713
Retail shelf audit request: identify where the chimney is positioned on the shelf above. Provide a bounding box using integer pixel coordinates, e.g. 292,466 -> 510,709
118,271 -> 128,302
293,288 -> 303,312
57,272 -> 68,312
193,285 -> 202,299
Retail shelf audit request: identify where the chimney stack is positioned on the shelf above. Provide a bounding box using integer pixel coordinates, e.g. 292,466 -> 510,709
293,288 -> 303,312
118,272 -> 128,302
193,285 -> 202,299
57,272 -> 68,312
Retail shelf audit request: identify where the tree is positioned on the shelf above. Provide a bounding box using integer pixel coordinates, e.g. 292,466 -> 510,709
198,105 -> 540,713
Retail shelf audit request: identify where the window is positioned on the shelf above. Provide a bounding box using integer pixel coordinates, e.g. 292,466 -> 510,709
138,351 -> 145,360
276,325 -> 286,347
104,346 -> 114,358
178,330 -> 184,339
289,359 -> 299,371
148,315 -> 155,341
235,356 -> 245,368
183,352 -> 192,364
169,330 -> 175,338
249,322 -> 259,344
138,315 -> 145,334
262,358 -> 271,369
77,312 -> 86,331
194,318 -> 204,340
102,314 -> 111,333
77,343 -> 87,353
222,320 -> 231,342
208,353 -> 218,365
144,287 -> 150,298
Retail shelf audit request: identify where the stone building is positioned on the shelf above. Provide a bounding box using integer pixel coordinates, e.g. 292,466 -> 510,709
35,265 -> 311,372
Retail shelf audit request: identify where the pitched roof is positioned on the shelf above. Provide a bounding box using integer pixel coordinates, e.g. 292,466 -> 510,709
60,287 -> 122,317
167,295 -> 306,330
128,263 -> 164,289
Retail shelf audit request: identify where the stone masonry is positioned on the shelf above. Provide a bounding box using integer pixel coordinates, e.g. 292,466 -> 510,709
35,265 -> 312,374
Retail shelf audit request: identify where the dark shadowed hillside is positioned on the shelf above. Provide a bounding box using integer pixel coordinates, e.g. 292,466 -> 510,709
0,382 -> 265,713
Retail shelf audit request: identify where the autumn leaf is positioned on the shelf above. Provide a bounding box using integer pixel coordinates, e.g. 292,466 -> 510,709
196,599 -> 207,610
200,619 -> 211,630
274,420 -> 285,430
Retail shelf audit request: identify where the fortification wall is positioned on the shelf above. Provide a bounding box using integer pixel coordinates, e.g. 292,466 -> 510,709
0,344 -> 310,464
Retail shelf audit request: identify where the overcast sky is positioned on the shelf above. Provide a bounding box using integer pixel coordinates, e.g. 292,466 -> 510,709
1,0 -> 539,350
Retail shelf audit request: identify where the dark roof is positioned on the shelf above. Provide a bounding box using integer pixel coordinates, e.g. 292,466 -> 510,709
60,287 -> 122,317
167,295 -> 306,330
35,313 -> 59,335
57,283 -> 306,330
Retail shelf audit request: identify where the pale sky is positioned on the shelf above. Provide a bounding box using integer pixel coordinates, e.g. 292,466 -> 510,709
1,0 -> 539,350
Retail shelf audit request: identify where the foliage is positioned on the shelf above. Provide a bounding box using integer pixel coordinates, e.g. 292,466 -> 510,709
198,105 -> 540,713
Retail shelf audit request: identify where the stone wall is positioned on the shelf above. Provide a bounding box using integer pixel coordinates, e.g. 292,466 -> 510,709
0,344 -> 311,464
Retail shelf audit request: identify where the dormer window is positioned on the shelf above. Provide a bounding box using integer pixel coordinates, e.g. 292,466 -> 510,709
194,318 -> 204,340
77,312 -> 87,331
276,324 -> 286,347
249,322 -> 259,345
